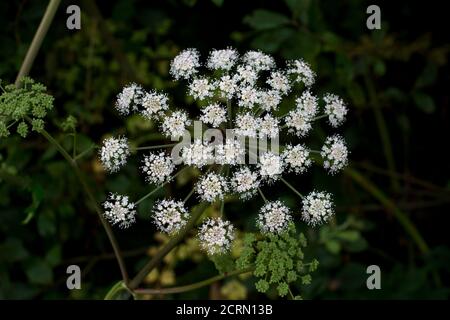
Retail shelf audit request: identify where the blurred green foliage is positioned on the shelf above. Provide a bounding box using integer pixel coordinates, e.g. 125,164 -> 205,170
0,0 -> 449,299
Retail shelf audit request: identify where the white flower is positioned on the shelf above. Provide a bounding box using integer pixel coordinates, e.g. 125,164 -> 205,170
199,103 -> 227,127
288,59 -> 316,87
217,75 -> 238,99
257,200 -> 292,234
215,139 -> 245,165
267,71 -> 290,95
321,135 -> 348,174
198,218 -> 235,255
181,139 -> 214,168
170,48 -> 200,80
234,65 -> 258,85
296,90 -> 318,118
259,113 -> 279,138
141,90 -> 168,120
323,93 -> 348,127
234,112 -> 259,138
258,152 -> 283,181
161,110 -> 191,139
207,48 -> 238,70
302,191 -> 334,226
103,193 -> 136,228
282,144 -> 312,174
189,78 -> 215,100
141,152 -> 175,184
100,136 -> 130,173
238,86 -> 260,108
259,90 -> 282,111
285,109 -> 313,137
243,50 -> 275,72
152,199 -> 189,234
115,83 -> 144,115
230,167 -> 260,200
196,172 -> 228,202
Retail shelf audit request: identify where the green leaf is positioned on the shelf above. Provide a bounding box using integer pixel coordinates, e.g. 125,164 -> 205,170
211,0 -> 224,6
325,240 -> 341,254
244,9 -> 291,31
0,238 -> 29,262
45,245 -> 62,267
412,92 -> 436,114
211,254 -> 236,274
250,28 -> 295,53
335,230 -> 360,242
23,258 -> 53,285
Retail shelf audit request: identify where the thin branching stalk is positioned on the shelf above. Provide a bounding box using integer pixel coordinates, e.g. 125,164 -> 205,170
128,202 -> 209,289
15,0 -> 61,86
134,267 -> 254,295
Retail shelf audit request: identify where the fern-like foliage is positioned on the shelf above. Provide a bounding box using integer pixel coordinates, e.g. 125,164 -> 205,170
236,223 -> 319,299
0,77 -> 54,138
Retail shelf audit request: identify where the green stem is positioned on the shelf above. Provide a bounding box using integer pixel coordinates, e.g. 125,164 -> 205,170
134,267 -> 254,295
35,122 -> 129,283
134,143 -> 177,151
258,187 -> 268,203
280,177 -> 304,200
15,0 -> 61,86
183,187 -> 195,203
136,166 -> 188,205
72,131 -> 77,159
345,167 -> 428,254
74,144 -> 97,162
104,280 -> 133,300
364,73 -> 400,192
128,202 -> 209,289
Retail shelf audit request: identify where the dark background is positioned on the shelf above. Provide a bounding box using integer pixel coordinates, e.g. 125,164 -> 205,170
0,0 -> 449,299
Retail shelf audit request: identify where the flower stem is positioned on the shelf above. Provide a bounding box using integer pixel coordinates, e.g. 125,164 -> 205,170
134,267 -> 254,295
183,187 -> 196,203
134,143 -> 177,151
258,187 -> 268,203
129,202 -> 209,289
74,144 -> 97,162
280,177 -> 304,200
15,0 -> 61,86
136,166 -> 188,205
35,122 -> 129,283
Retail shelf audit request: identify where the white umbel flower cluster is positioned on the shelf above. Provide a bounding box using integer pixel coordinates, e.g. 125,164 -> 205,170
161,110 -> 191,139
258,152 -> 283,182
321,135 -> 349,174
189,78 -> 215,100
199,103 -> 227,127
181,139 -> 214,168
288,59 -> 316,87
141,90 -> 168,120
170,48 -> 200,80
257,200 -> 292,234
282,144 -> 312,174
215,139 -> 245,165
230,167 -> 260,200
102,47 -> 351,255
100,136 -> 130,173
152,199 -> 189,234
302,191 -> 334,226
103,193 -> 136,228
198,218 -> 235,255
196,172 -> 228,202
324,93 -> 348,127
207,48 -> 238,71
115,83 -> 144,115
141,152 -> 175,184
